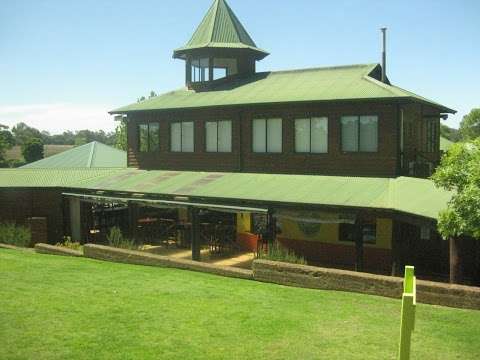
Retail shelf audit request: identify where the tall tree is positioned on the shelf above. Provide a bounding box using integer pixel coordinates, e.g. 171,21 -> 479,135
0,124 -> 15,167
432,139 -> 480,283
21,138 -> 44,163
432,138 -> 480,238
459,108 -> 480,140
440,124 -> 461,142
137,90 -> 158,103
115,119 -> 127,151
11,122 -> 42,145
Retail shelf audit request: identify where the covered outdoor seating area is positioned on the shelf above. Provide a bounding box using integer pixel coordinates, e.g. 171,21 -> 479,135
69,193 -> 265,267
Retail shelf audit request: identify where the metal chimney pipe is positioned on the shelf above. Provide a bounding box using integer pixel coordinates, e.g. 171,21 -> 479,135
381,27 -> 387,83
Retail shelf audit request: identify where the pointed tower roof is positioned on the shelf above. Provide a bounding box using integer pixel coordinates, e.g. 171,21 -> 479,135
173,0 -> 268,60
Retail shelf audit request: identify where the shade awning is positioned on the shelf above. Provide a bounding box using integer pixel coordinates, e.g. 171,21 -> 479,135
63,192 -> 269,214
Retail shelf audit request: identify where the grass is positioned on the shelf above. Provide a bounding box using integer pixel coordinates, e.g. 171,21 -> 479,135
1,249 -> 479,360
5,145 -> 74,161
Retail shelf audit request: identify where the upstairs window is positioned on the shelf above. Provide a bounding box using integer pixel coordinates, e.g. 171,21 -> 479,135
252,118 -> 282,153
171,121 -> 194,152
424,118 -> 438,153
191,58 -> 209,83
138,122 -> 159,152
213,58 -> 238,80
341,115 -> 378,152
206,120 -> 232,153
295,117 -> 328,153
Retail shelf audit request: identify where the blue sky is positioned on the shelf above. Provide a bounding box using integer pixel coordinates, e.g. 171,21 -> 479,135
1,0 -> 478,133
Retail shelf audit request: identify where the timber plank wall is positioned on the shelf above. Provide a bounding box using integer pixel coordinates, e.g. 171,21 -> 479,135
126,101 -> 404,177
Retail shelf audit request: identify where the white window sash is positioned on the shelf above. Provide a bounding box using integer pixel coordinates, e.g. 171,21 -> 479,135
267,118 -> 282,153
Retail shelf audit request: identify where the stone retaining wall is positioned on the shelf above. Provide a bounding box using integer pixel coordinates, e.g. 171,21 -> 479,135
0,243 -> 34,251
34,243 -> 83,257
83,244 -> 253,280
252,259 -> 480,310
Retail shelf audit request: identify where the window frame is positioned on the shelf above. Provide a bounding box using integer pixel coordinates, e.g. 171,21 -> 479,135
170,121 -> 195,153
252,117 -> 283,154
339,221 -> 377,245
424,117 -> 438,153
294,116 -> 329,154
340,115 -> 379,153
137,122 -> 160,153
205,120 -> 233,153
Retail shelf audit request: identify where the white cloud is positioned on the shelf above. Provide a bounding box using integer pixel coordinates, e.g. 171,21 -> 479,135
0,103 -> 116,134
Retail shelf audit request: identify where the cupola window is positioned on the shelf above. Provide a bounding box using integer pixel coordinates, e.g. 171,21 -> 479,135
191,58 -> 210,83
213,58 -> 238,80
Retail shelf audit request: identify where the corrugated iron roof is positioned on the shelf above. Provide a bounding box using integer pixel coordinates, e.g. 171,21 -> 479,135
173,0 -> 268,59
0,168 -> 125,188
0,168 -> 451,220
20,142 -> 127,169
111,64 -> 455,114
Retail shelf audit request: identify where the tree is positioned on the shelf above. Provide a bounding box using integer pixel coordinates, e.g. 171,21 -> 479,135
459,108 -> 480,140
11,122 -> 42,145
440,124 -> 461,142
137,90 -> 158,103
115,119 -> 127,151
0,124 -> 15,167
432,139 -> 480,283
21,138 -> 44,163
432,139 -> 480,239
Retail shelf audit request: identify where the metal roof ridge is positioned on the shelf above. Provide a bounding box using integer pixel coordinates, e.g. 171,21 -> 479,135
268,63 -> 378,76
86,141 -> 96,168
362,73 -> 401,97
209,0 -> 220,43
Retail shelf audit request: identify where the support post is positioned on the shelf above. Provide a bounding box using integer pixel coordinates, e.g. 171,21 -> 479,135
69,197 -> 81,242
391,220 -> 402,276
355,221 -> 364,272
449,237 -> 463,284
190,207 -> 201,262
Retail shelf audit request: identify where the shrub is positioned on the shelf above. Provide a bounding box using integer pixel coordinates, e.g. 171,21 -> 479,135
56,236 -> 82,251
0,222 -> 31,247
106,227 -> 136,250
257,241 -> 306,265
21,137 -> 44,163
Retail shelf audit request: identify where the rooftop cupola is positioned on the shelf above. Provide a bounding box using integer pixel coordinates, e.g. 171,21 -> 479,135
173,0 -> 269,89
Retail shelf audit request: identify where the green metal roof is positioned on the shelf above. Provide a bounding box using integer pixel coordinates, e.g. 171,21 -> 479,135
0,168 -> 452,220
440,136 -> 454,152
21,142 -> 127,169
111,64 -> 455,114
0,169 -> 124,188
173,0 -> 268,59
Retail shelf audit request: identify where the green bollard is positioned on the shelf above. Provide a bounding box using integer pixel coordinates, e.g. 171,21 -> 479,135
398,266 -> 416,360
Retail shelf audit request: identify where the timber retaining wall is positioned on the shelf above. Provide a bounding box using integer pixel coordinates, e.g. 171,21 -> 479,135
83,244 -> 253,280
252,259 -> 480,310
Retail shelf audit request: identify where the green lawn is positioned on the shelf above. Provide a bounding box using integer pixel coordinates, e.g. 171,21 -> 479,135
1,249 -> 479,360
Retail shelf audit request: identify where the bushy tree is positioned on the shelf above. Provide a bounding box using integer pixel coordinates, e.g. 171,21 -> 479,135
137,90 -> 157,103
0,124 -> 14,167
115,119 -> 127,151
440,124 -> 461,142
459,108 -> 480,140
21,138 -> 44,163
11,122 -> 42,145
432,138 -> 480,238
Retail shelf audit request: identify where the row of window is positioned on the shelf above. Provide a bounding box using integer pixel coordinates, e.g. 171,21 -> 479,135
138,116 -> 379,154
190,58 -> 238,83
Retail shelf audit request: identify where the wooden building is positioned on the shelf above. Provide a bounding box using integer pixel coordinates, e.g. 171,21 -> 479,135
113,0 -> 454,179
1,0 -> 476,285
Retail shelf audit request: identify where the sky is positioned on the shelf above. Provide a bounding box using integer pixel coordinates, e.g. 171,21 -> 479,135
1,0 -> 479,134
